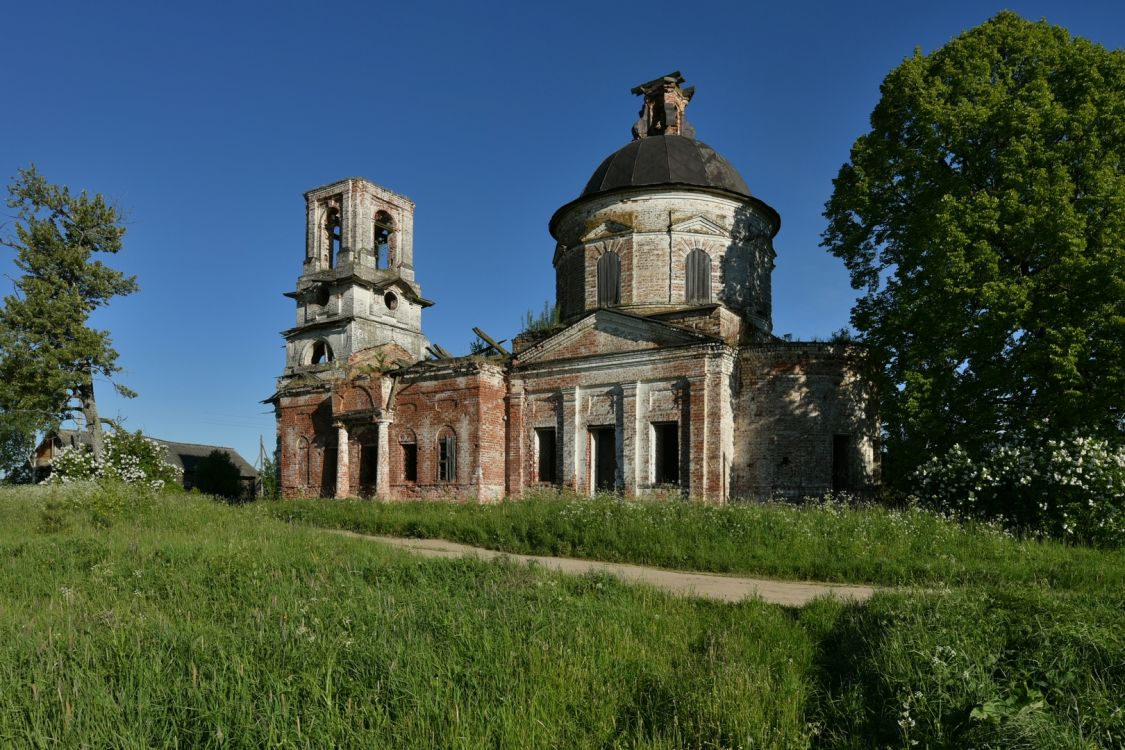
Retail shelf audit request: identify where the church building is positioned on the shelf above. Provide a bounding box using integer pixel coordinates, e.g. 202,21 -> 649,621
268,73 -> 879,501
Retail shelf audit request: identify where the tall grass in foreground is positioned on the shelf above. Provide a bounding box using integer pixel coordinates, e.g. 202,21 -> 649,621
2,485 -> 1122,747
0,486 -> 817,748
268,492 -> 1125,591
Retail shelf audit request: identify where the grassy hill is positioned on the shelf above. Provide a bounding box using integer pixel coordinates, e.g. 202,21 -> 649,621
1,485 -> 1122,747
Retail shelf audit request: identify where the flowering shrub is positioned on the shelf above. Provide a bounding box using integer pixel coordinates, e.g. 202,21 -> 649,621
911,435 -> 1125,546
49,430 -> 182,492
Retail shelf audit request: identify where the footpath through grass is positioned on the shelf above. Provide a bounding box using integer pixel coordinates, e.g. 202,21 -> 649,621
2,485 -> 1123,747
267,492 -> 1125,592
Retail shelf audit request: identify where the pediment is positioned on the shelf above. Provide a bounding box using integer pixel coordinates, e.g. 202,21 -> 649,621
581,219 -> 633,242
516,309 -> 716,364
671,215 -> 730,237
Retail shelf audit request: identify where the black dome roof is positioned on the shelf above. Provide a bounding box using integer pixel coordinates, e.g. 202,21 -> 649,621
581,134 -> 751,199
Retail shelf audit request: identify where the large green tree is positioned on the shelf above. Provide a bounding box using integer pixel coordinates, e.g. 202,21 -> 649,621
823,12 -> 1125,481
0,166 -> 138,470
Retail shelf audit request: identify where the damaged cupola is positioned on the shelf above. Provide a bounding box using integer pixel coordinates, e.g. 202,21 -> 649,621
550,72 -> 780,340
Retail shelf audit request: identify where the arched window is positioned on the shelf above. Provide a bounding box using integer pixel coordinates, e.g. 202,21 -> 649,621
309,340 -> 334,365
685,249 -> 712,304
373,211 -> 394,269
437,427 -> 457,482
596,251 -> 621,307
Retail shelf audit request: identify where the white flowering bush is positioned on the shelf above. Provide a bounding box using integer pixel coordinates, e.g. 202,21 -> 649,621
912,435 -> 1125,546
49,430 -> 182,492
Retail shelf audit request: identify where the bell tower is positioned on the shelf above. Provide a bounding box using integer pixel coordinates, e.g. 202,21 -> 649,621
281,178 -> 431,374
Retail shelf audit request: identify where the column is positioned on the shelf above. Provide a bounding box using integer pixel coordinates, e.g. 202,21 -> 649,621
334,423 -> 350,498
561,386 -> 578,490
375,416 -> 392,499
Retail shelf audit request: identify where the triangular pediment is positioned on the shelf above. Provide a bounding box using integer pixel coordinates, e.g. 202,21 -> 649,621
580,219 -> 633,242
516,309 -> 716,364
671,215 -> 729,237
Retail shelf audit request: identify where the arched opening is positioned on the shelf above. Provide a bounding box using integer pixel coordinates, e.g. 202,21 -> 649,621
397,428 -> 417,483
309,340 -> 334,365
325,207 -> 342,269
374,211 -> 394,269
685,248 -> 712,304
596,251 -> 621,307
356,427 -> 379,497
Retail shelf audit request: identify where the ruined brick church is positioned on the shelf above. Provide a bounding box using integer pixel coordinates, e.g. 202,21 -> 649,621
268,73 -> 878,501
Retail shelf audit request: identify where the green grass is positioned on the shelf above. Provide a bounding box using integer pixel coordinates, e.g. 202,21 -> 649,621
2,484 -> 1122,748
265,492 -> 1125,592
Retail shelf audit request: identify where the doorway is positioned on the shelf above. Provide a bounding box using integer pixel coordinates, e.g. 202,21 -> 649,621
590,426 -> 617,492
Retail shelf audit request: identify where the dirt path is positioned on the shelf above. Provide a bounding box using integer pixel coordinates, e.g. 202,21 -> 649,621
328,530 -> 877,606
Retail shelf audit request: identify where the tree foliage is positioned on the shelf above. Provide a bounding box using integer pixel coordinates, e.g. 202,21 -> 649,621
0,166 -> 138,461
192,450 -> 244,500
823,12 -> 1125,480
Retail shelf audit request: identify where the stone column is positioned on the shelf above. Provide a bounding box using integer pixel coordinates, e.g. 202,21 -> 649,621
334,423 -> 350,498
375,416 -> 392,499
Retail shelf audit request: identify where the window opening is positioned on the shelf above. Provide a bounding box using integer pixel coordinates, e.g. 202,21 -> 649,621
326,207 -> 342,268
401,442 -> 418,482
384,291 -> 399,310
536,427 -> 557,484
596,252 -> 621,306
310,340 -> 334,365
590,426 -> 617,492
653,422 -> 679,485
374,211 -> 394,269
313,285 -> 330,308
832,434 -> 851,491
438,433 -> 456,482
685,249 -> 712,304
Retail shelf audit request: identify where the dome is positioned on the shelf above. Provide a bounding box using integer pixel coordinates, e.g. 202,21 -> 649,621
580,134 -> 752,199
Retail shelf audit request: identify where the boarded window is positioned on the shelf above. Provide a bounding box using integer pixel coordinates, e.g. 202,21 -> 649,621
685,249 -> 711,304
653,422 -> 679,485
536,427 -> 557,484
597,252 -> 621,306
401,443 -> 418,482
438,433 -> 456,482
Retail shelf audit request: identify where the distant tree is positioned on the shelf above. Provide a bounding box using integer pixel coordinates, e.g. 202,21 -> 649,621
193,450 -> 244,500
0,166 -> 138,460
823,12 -> 1125,482
259,447 -> 280,499
521,300 -> 561,333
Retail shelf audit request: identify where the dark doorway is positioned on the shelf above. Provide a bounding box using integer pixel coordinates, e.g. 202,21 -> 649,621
401,443 -> 418,482
590,426 -> 617,492
536,427 -> 558,484
321,447 -> 337,497
359,443 -> 378,496
832,434 -> 851,491
653,422 -> 679,485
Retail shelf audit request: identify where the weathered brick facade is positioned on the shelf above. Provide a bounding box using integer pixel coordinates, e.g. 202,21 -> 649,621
269,73 -> 879,501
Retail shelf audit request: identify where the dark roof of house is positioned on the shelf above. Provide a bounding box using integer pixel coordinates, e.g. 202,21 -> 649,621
580,134 -> 751,200
46,430 -> 257,478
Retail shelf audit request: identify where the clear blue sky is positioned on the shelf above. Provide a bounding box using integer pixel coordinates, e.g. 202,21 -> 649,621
2,0 -> 1123,466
